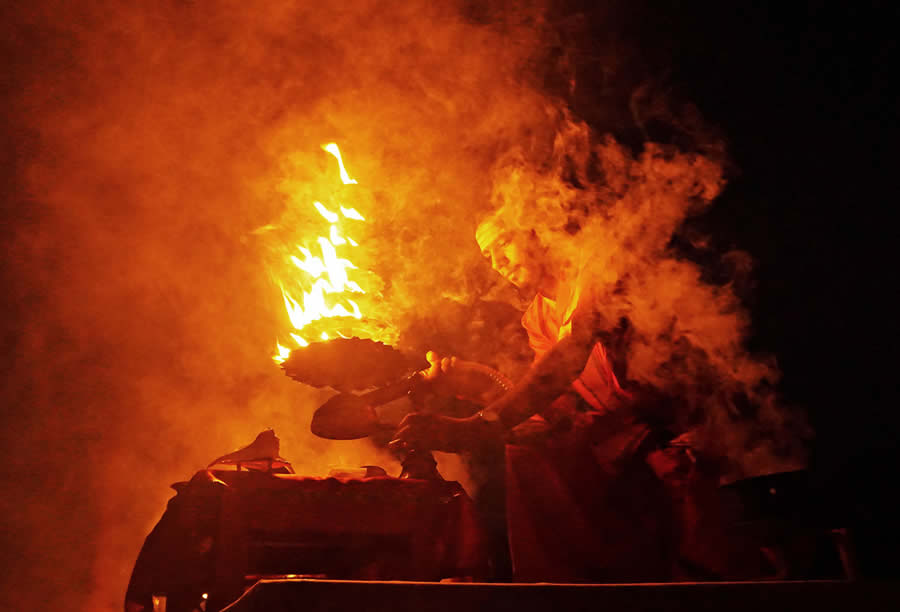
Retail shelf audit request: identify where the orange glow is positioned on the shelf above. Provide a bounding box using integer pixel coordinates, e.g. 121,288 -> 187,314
275,342 -> 292,362
313,201 -> 339,223
322,142 -> 358,185
272,144 -> 369,362
340,206 -> 365,221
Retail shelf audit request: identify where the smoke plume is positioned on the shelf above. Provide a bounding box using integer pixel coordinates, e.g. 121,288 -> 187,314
2,2 -> 807,610
1,2 -> 568,609
486,112 -> 810,479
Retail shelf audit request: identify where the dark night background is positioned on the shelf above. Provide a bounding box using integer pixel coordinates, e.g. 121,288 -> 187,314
1,1 -> 898,609
592,0 -> 898,576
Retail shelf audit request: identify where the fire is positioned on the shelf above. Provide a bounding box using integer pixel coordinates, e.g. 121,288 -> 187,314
272,143 -> 370,362
323,143 -> 359,185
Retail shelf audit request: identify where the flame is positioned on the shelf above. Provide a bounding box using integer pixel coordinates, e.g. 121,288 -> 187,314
275,341 -> 292,362
272,144 -> 368,362
313,201 -> 339,223
322,142 -> 358,185
340,206 -> 365,221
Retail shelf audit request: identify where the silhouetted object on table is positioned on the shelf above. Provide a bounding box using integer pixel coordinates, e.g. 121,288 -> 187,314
208,429 -> 293,474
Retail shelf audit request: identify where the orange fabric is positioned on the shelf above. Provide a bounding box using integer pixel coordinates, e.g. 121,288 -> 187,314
508,288 -> 672,582
521,291 -> 627,413
513,284 -> 762,582
505,418 -> 671,582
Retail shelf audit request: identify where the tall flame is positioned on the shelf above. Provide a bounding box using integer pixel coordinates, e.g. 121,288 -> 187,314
272,143 -> 369,362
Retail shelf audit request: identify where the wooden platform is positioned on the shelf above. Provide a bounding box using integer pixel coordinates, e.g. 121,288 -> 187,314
222,579 -> 899,612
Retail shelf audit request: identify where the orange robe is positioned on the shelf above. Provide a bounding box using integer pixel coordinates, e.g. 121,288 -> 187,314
521,290 -> 628,413
505,289 -> 671,582
513,288 -> 765,581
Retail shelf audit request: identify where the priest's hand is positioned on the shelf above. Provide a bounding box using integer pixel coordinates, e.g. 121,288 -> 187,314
420,350 -> 461,394
390,412 -> 497,454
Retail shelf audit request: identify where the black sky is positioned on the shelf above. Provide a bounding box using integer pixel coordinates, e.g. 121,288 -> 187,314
604,1 -> 899,573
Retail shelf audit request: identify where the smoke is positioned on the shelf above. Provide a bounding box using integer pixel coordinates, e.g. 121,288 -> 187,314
0,1 -> 572,609
1,1 -> 810,609
486,112 -> 810,480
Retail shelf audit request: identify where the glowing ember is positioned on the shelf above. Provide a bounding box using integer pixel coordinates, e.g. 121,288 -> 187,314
272,143 -> 371,363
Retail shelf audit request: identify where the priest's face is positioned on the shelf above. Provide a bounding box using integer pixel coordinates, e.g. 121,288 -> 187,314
476,218 -> 551,295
